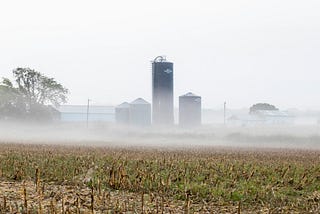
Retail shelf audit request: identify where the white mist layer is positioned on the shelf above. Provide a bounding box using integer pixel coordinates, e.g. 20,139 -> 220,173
0,122 -> 320,150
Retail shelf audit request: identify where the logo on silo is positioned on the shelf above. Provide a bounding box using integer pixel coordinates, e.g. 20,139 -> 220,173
164,69 -> 172,74
195,98 -> 201,102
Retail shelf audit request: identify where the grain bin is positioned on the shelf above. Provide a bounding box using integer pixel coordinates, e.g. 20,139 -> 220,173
179,92 -> 201,127
115,102 -> 130,124
130,98 -> 151,126
152,56 -> 174,125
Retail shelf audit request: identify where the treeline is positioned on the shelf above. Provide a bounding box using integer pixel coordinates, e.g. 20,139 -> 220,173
0,68 -> 68,121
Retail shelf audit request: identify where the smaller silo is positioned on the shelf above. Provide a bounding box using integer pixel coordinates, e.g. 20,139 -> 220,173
179,92 -> 202,127
115,102 -> 130,124
130,98 -> 151,126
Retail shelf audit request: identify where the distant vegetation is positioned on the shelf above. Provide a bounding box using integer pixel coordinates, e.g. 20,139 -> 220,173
249,103 -> 278,114
0,68 -> 68,121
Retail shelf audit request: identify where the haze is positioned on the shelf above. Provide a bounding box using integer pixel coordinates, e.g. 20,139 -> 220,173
0,0 -> 320,110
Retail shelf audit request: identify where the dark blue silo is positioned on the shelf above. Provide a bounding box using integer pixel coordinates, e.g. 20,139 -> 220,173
152,56 -> 174,125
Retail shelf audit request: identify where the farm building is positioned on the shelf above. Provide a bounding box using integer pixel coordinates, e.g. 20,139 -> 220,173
56,105 -> 115,122
228,110 -> 294,126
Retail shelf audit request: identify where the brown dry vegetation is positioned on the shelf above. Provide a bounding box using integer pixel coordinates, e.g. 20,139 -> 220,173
0,143 -> 319,213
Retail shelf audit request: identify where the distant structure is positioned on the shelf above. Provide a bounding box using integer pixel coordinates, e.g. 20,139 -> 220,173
115,102 -> 130,124
129,98 -> 151,126
56,105 -> 114,122
228,110 -> 294,126
152,56 -> 174,125
179,92 -> 202,127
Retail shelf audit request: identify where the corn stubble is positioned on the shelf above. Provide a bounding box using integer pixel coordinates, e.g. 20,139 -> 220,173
0,143 -> 319,213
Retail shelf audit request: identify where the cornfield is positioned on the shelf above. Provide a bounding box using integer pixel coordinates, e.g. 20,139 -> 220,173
0,143 -> 319,213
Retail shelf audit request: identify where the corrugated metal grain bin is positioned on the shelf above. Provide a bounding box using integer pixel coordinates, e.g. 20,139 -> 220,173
115,102 -> 130,124
179,92 -> 201,127
152,56 -> 174,125
130,98 -> 151,126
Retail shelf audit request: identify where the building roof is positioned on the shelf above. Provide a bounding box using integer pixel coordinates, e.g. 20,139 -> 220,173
228,115 -> 265,122
229,110 -> 294,122
130,98 -> 150,105
254,110 -> 292,117
56,105 -> 114,114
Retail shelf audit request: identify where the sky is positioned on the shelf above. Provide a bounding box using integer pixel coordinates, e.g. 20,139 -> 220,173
0,0 -> 319,110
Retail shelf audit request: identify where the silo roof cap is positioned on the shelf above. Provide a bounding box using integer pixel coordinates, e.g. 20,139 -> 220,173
130,98 -> 150,105
181,92 -> 200,97
153,56 -> 167,62
116,102 -> 130,108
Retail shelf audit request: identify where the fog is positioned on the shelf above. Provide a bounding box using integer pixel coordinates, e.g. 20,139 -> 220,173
1,0 -> 320,109
1,122 -> 319,150
1,1 -> 320,150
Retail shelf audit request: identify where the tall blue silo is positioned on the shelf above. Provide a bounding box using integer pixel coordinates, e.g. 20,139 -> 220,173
152,56 -> 174,125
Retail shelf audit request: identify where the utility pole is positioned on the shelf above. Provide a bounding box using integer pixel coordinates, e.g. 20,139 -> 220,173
224,101 -> 226,125
86,99 -> 91,128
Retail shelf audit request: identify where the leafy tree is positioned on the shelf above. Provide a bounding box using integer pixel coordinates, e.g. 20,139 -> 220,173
13,68 -> 68,107
0,68 -> 68,120
0,79 -> 26,119
249,103 -> 278,114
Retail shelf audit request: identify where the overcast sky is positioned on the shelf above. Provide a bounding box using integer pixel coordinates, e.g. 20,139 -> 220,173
0,0 -> 319,110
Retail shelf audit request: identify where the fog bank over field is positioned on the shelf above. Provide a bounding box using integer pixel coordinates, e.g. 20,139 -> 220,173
0,122 -> 320,150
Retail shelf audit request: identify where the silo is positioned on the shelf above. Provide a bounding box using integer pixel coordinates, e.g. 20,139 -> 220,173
115,102 -> 130,124
152,56 -> 174,125
130,98 -> 151,126
179,92 -> 202,127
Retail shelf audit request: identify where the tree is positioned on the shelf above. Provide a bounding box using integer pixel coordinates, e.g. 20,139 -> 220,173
249,103 -> 278,114
0,68 -> 68,120
13,68 -> 68,107
0,79 -> 26,119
